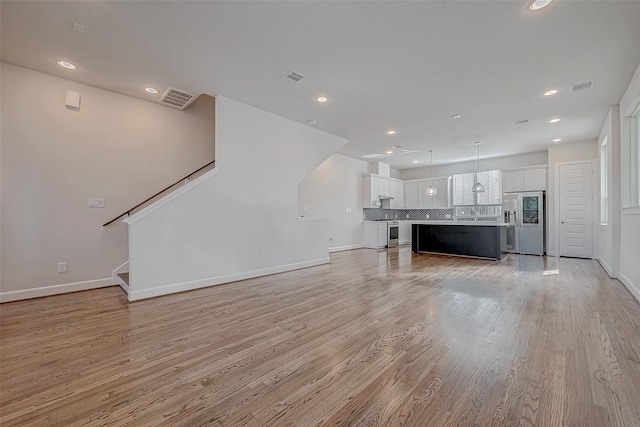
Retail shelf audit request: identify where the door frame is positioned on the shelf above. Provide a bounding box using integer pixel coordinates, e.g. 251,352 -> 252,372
554,159 -> 597,259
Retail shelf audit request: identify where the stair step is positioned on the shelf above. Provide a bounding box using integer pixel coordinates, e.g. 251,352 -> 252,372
117,272 -> 129,286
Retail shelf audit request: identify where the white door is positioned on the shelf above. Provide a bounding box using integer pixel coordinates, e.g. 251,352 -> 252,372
559,162 -> 593,258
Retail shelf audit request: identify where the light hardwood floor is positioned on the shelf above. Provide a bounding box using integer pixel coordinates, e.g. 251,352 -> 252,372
1,248 -> 639,426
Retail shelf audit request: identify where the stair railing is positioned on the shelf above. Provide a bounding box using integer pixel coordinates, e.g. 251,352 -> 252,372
103,159 -> 215,226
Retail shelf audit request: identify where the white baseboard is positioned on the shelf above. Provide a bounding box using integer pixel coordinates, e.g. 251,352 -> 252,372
0,278 -> 113,303
329,244 -> 363,253
597,257 -> 617,278
617,272 -> 640,304
128,257 -> 330,301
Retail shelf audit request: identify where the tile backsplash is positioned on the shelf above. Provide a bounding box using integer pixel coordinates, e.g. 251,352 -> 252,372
363,208 -> 454,221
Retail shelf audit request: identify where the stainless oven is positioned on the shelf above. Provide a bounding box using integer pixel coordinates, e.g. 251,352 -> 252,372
387,221 -> 399,248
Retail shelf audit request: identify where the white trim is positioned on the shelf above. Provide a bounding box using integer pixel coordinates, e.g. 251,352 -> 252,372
0,278 -> 112,303
621,206 -> 640,215
329,244 -> 363,253
297,216 -> 329,222
598,257 -> 616,278
500,164 -> 548,173
128,257 -> 330,301
617,272 -> 640,304
123,167 -> 219,225
112,260 -> 130,295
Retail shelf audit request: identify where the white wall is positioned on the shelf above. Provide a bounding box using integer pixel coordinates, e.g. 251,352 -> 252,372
546,139 -> 598,256
0,63 -> 215,301
596,107 -> 621,277
399,150 -> 548,180
617,61 -> 640,301
125,96 -> 347,301
298,154 -> 369,252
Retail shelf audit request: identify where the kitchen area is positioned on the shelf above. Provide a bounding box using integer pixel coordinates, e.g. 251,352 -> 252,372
362,162 -> 547,260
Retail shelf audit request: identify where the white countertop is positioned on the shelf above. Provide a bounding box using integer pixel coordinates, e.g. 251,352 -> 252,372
363,220 -> 506,226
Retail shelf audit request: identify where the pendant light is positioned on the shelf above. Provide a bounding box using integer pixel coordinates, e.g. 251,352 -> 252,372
426,150 -> 437,196
472,142 -> 485,193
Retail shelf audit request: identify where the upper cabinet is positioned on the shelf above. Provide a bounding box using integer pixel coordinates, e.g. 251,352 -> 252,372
363,174 -> 405,208
404,177 -> 451,209
476,170 -> 502,205
452,173 -> 476,206
453,170 -> 502,205
502,167 -> 547,192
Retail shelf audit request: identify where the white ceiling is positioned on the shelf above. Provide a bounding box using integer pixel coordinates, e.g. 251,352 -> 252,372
2,1 -> 640,169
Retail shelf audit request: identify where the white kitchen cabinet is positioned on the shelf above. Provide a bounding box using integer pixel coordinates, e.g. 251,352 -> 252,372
362,175 -> 382,207
501,168 -> 547,192
381,178 -> 391,197
452,173 -> 476,206
502,171 -> 524,192
404,181 -> 421,209
523,168 -> 547,191
477,170 -> 502,205
405,177 -> 451,209
394,181 -> 404,208
389,180 -> 397,208
454,171 -> 501,205
362,221 -> 388,249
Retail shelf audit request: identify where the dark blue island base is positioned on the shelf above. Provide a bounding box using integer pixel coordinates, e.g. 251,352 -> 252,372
411,223 -> 507,261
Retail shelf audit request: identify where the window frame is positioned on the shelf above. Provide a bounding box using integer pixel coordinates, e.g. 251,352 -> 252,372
600,135 -> 608,225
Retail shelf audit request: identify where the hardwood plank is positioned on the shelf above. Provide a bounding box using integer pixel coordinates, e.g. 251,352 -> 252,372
2,248 -> 640,426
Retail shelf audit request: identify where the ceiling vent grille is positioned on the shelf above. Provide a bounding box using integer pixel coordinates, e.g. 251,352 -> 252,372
512,118 -> 531,125
159,87 -> 197,110
571,81 -> 593,92
282,71 -> 304,83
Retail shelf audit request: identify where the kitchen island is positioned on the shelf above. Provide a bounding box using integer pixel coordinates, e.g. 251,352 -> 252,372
411,222 -> 507,260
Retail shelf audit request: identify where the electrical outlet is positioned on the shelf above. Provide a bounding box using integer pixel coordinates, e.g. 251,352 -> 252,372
261,251 -> 267,260
88,198 -> 104,208
385,214 -> 388,219
406,214 -> 409,218
303,205 -> 308,211
58,262 -> 67,273
446,214 -> 452,218
426,214 -> 429,219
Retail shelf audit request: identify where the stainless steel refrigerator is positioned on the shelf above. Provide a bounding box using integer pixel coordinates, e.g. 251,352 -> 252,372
502,191 -> 545,255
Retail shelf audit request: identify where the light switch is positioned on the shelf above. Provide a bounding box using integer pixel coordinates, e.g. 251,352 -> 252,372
88,198 -> 104,208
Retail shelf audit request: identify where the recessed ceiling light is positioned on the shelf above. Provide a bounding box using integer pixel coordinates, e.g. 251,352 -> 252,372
386,151 -> 393,154
391,145 -> 403,149
56,60 -> 76,70
387,130 -> 396,135
544,89 -> 558,96
413,160 -> 419,163
317,96 -> 328,103
553,138 -> 562,142
549,118 -> 561,123
528,0 -> 553,11
452,114 -> 461,119
307,119 -> 318,125
145,87 -> 159,94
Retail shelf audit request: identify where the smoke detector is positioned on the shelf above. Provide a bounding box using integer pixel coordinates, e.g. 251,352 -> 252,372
159,87 -> 197,110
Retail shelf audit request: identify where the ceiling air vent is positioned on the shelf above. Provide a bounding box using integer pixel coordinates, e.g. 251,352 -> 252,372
281,70 -> 304,84
571,81 -> 593,92
512,118 -> 531,125
159,87 -> 197,110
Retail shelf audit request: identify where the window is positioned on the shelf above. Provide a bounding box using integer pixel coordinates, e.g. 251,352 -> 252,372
600,136 -> 608,224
